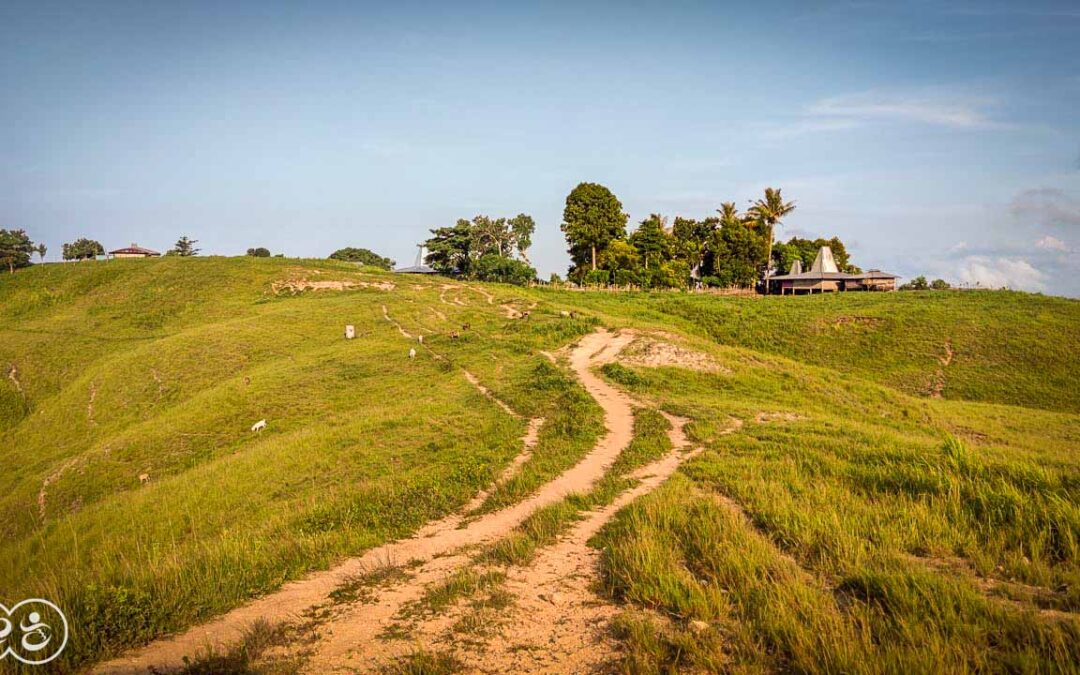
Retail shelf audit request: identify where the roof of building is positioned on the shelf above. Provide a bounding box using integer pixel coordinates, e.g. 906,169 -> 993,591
109,244 -> 160,256
856,269 -> 901,279
394,264 -> 438,274
770,246 -> 899,281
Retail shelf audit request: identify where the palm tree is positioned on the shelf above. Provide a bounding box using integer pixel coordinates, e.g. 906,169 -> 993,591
747,188 -> 795,293
717,202 -> 742,227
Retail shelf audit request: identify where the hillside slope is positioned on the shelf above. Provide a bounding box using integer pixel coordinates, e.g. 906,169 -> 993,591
1,258 -> 1077,673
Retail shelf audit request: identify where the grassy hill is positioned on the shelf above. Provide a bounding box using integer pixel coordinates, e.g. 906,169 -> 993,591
1,257 -> 1077,672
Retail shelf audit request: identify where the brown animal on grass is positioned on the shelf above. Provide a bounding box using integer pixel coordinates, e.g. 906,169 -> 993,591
139,473 -> 151,485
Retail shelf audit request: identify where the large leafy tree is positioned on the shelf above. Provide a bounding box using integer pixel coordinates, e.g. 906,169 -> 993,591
508,214 -> 536,264
561,182 -> 628,273
628,214 -> 671,270
671,216 -> 716,280
424,214 -> 536,276
747,187 -> 796,290
328,247 -> 394,269
424,219 -> 475,275
62,238 -> 104,261
0,229 -> 36,273
710,212 -> 768,288
167,236 -> 200,257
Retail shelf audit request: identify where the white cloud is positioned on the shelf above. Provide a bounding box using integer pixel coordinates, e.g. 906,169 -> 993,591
955,256 -> 1048,291
1035,235 -> 1069,252
806,90 -> 1002,129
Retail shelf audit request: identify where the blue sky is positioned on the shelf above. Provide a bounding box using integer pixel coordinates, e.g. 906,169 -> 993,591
3,1 -> 1079,294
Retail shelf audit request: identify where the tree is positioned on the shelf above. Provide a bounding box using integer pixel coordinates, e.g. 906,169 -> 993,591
775,236 -> 859,274
0,229 -> 35,273
247,247 -> 272,258
36,243 -> 47,262
628,214 -> 671,270
168,236 -> 200,257
471,253 -> 536,285
671,216 -> 716,280
561,182 -> 628,273
710,214 -> 767,288
747,187 -> 796,291
423,214 -> 537,277
62,238 -> 104,261
900,275 -> 929,291
471,215 -> 514,258
424,219 -> 474,275
508,214 -> 536,264
598,240 -> 640,286
930,278 -> 951,290
328,247 -> 394,269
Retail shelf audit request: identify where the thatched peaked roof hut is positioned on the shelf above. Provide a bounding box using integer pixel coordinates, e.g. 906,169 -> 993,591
770,246 -> 899,294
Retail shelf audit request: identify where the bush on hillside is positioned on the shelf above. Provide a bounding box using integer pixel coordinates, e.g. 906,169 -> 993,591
246,247 -> 271,257
328,247 -> 395,269
471,253 -> 536,285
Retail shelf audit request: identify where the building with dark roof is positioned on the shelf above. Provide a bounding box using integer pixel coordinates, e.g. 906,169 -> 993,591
109,244 -> 160,258
768,246 -> 899,294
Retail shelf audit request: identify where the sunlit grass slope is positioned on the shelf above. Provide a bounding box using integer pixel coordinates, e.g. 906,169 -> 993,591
0,257 -> 601,670
1,257 -> 1077,672
541,289 -> 1080,413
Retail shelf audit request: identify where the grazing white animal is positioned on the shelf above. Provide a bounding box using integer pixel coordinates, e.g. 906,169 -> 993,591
559,310 -> 570,317
251,419 -> 267,432
418,335 -> 423,344
139,473 -> 151,485
345,324 -> 356,340
408,348 -> 417,359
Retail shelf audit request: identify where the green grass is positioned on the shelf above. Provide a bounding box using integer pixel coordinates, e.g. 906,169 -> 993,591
1,257 -> 1077,672
591,345 -> 1080,672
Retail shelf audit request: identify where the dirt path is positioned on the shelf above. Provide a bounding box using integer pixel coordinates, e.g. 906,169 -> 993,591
97,329 -> 639,674
464,285 -> 495,304
298,411 -> 706,674
381,304 -> 413,338
449,412 -> 703,674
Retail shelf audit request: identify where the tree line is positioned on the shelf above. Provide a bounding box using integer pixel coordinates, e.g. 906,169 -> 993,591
557,182 -> 858,289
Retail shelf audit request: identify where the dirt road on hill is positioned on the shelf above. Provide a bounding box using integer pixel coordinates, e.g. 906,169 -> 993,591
98,329 -> 649,674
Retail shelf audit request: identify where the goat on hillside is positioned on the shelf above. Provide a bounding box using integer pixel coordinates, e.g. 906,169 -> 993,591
251,419 -> 267,432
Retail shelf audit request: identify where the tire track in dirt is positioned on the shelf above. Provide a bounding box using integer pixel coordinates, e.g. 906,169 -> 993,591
97,329 -> 638,674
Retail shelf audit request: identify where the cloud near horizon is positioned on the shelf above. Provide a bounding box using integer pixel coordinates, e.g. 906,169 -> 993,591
1035,235 -> 1070,252
955,256 -> 1048,291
